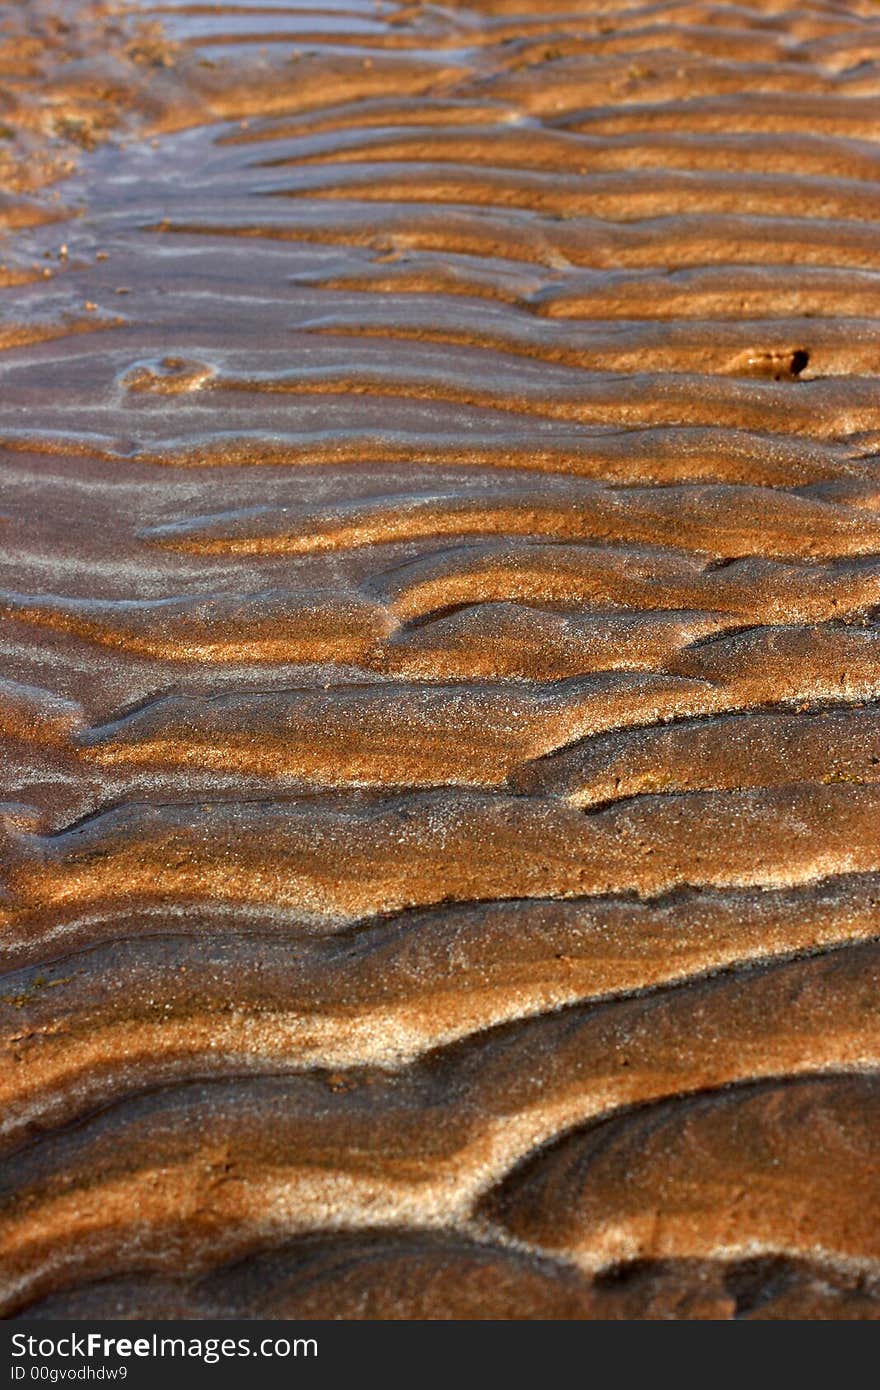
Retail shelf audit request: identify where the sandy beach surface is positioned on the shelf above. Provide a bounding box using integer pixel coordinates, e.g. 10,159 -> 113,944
1,0 -> 879,1319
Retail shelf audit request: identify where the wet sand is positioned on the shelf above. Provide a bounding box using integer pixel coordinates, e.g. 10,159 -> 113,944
1,0 -> 880,1319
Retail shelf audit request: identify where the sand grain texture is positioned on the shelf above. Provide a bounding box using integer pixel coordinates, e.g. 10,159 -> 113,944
1,0 -> 880,1321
